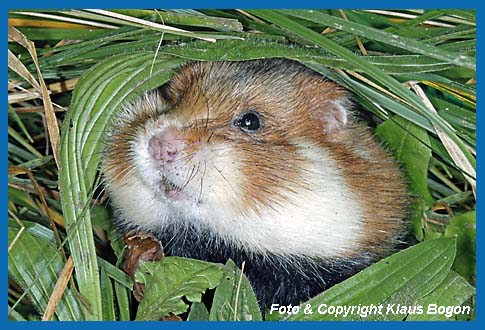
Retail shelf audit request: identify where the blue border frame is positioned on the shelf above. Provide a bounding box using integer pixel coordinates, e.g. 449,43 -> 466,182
4,1 -> 481,329
3,1 -> 481,9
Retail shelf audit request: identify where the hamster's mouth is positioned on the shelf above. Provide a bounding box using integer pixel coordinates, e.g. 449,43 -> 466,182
160,175 -> 187,201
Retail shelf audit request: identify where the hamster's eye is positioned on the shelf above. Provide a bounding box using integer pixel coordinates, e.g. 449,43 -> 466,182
233,111 -> 263,133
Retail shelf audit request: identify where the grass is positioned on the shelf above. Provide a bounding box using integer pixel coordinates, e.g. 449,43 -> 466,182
8,9 -> 476,321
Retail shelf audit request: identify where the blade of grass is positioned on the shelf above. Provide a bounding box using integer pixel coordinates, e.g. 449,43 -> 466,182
113,282 -> 131,321
8,49 -> 40,90
83,9 -> 217,42
8,105 -> 33,143
42,256 -> 75,320
16,27 -> 108,40
248,10 -> 475,171
407,81 -> 475,196
8,143 -> 37,163
8,26 -> 60,168
305,63 -> 435,132
8,126 -> 43,158
10,11 -> 117,29
111,9 -> 244,32
99,269 -> 116,321
282,10 -> 475,70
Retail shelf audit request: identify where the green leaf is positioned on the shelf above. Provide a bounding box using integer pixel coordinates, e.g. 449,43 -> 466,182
158,39 -> 453,74
445,211 -> 476,281
100,269 -> 116,321
287,238 -> 456,320
8,220 -> 85,320
90,204 -> 111,230
97,258 -> 133,290
134,257 -> 225,320
407,271 -> 475,320
209,260 -> 262,321
7,186 -> 39,213
187,302 -> 209,321
37,26 -> 153,64
113,282 -> 132,321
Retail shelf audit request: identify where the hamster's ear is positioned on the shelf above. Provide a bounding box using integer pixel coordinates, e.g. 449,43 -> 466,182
157,82 -> 177,105
317,99 -> 349,134
299,72 -> 351,135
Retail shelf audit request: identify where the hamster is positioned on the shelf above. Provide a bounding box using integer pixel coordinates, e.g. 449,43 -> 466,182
102,59 -> 408,308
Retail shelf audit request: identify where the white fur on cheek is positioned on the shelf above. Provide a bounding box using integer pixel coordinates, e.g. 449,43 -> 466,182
107,177 -> 172,231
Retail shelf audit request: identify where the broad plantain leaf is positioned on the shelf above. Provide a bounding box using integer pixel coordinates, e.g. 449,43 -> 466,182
209,260 -> 262,321
407,271 -> 475,321
135,257 -> 225,320
187,302 -> 209,321
445,211 -> 476,281
287,238 -> 456,321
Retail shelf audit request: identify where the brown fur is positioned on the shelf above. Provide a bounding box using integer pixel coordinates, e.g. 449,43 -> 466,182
104,59 -> 407,258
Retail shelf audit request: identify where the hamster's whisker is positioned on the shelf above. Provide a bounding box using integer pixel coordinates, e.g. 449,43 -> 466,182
164,223 -> 180,248
197,161 -> 207,203
181,165 -> 198,190
109,167 -> 138,188
91,183 -> 107,207
206,129 -> 217,144
211,163 -> 240,199
202,92 -> 211,131
109,164 -> 136,183
156,137 -> 193,144
175,153 -> 195,167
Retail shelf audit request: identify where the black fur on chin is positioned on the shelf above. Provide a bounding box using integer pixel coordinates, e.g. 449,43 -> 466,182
153,223 -> 376,309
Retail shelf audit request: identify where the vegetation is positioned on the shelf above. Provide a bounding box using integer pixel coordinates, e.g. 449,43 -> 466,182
8,9 -> 475,321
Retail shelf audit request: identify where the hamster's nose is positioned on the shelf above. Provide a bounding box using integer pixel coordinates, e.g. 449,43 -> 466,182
148,128 -> 184,162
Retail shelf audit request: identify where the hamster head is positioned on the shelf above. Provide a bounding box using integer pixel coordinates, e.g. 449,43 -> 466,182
102,59 -> 406,259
